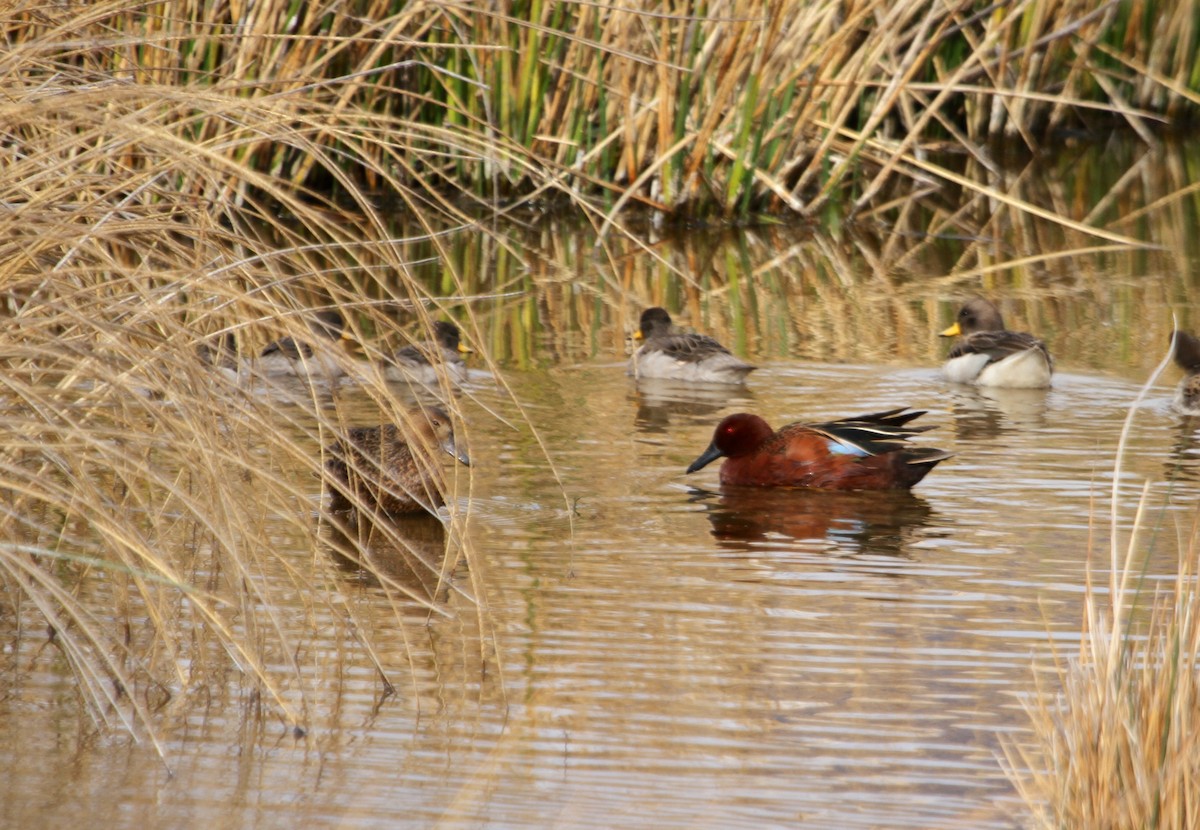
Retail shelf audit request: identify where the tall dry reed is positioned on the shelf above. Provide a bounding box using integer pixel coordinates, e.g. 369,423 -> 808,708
0,9 -> 531,752
5,0 -> 1196,224
1003,351 -> 1200,827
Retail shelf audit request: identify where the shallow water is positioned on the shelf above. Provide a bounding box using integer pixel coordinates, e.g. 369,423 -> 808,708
5,364 -> 1198,830
6,140 -> 1200,829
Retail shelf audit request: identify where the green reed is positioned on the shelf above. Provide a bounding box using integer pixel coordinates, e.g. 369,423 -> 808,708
6,0 -> 1197,223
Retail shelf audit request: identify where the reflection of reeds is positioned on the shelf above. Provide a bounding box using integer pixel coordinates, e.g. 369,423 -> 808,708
1003,350 -> 1200,827
411,137 -> 1200,372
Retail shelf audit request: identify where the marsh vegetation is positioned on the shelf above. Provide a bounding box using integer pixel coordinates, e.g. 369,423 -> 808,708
4,1 -> 1200,826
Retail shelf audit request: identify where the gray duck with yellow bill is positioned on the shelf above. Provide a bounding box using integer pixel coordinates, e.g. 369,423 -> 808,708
383,321 -> 471,385
257,309 -> 350,378
629,307 -> 756,385
940,298 -> 1052,388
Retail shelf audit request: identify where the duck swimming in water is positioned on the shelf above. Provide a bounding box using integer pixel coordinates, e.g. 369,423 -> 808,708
940,298 -> 1052,388
382,321 -> 471,385
1171,330 -> 1200,415
687,408 -> 950,491
629,307 -> 756,385
257,309 -> 350,378
325,406 -> 470,516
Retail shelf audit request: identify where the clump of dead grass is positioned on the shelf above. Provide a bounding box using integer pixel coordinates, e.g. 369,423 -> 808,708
6,0 -> 1197,225
1004,350 -> 1200,828
0,22 -> 511,755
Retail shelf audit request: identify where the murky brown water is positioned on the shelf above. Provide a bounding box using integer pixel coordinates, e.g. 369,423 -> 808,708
5,139 -> 1200,829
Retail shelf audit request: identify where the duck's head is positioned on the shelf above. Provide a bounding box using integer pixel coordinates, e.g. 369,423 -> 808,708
686,413 -> 774,473
433,321 -> 473,354
418,406 -> 471,467
635,307 -> 673,342
940,298 -> 1006,337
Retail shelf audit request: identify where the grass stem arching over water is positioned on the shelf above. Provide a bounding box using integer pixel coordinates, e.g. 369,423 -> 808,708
0,18 -> 516,747
0,271 -> 489,751
1004,351 -> 1200,828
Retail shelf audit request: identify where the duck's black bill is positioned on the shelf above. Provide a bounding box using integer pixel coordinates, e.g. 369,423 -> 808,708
686,442 -> 723,474
442,437 -> 471,467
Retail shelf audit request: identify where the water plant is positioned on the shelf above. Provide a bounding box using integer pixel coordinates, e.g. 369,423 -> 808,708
1003,351 -> 1200,828
5,0 -> 1198,223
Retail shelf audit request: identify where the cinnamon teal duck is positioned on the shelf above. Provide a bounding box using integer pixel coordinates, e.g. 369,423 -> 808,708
687,408 -> 950,491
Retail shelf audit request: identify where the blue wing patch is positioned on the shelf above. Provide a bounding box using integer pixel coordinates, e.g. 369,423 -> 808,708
826,439 -> 869,457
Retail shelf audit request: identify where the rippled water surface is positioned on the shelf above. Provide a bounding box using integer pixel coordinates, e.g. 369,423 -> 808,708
6,141 -> 1200,829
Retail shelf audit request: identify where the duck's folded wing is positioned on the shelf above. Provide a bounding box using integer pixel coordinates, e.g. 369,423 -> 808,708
260,336 -> 311,360
394,340 -> 435,367
950,330 -> 1049,364
652,332 -> 735,364
806,409 -> 935,457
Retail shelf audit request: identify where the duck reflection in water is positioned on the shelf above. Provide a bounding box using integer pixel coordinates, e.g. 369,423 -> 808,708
946,385 -> 1049,442
633,377 -> 755,435
325,513 -> 457,604
690,486 -> 936,558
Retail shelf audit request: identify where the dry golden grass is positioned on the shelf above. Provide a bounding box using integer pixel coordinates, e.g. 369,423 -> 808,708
1003,353 -> 1200,828
0,264 -> 498,747
5,0 -> 1196,224
0,23 -> 525,753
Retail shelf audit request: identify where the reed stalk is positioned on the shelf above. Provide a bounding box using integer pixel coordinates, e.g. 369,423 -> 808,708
0,7 -> 528,751
4,0 -> 1197,224
1003,350 -> 1200,828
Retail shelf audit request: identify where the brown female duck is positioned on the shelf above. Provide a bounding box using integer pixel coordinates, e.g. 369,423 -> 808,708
325,407 -> 470,516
